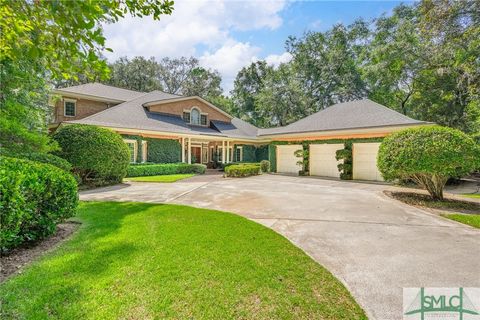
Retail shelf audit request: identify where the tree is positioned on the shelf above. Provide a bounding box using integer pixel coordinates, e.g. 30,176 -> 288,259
286,21 -> 370,112
0,0 -> 173,153
107,56 -> 162,92
157,57 -> 198,94
232,61 -> 273,126
53,125 -> 130,186
378,126 -> 480,200
255,64 -> 312,127
183,67 -> 223,98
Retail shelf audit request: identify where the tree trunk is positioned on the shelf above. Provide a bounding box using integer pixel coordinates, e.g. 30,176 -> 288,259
411,173 -> 448,200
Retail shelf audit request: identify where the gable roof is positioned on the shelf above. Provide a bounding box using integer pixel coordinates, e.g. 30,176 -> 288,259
53,83 -> 146,103
258,99 -> 429,136
66,91 -> 259,140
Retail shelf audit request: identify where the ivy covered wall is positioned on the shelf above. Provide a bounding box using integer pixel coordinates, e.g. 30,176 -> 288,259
122,135 -> 181,163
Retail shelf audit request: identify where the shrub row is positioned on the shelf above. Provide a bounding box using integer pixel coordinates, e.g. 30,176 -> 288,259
224,164 -> 262,177
0,157 -> 78,252
127,163 -> 206,177
12,152 -> 72,171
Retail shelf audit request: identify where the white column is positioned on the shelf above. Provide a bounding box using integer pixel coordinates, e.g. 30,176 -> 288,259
181,137 -> 185,163
226,140 -> 230,163
187,137 -> 192,164
222,140 -> 226,164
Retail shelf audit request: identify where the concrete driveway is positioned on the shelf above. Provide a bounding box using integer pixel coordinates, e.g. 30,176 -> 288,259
80,174 -> 480,320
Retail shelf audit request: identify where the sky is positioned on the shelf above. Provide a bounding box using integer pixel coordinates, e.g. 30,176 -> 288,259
103,0 -> 411,93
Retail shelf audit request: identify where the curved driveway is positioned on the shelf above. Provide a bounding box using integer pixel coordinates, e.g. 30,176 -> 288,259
80,174 -> 480,319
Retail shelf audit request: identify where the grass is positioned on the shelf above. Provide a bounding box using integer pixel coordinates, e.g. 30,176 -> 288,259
125,173 -> 194,183
441,213 -> 480,229
461,193 -> 480,199
386,191 -> 480,213
0,202 -> 366,319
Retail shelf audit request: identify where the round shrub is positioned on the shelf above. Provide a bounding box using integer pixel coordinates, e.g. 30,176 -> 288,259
378,126 -> 480,199
53,124 -> 130,185
0,157 -> 78,252
260,160 -> 270,173
13,152 -> 72,171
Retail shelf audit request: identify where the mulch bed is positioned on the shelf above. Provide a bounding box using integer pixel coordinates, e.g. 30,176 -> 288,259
385,190 -> 480,215
1,221 -> 81,283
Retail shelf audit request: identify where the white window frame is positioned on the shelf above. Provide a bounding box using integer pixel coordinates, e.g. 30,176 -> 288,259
183,107 -> 208,126
235,146 -> 243,162
141,141 -> 147,163
64,99 -> 77,117
124,139 -> 138,163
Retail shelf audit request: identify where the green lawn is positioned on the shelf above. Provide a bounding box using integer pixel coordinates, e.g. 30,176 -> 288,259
0,202 -> 366,319
442,213 -> 480,229
126,173 -> 194,182
461,193 -> 480,199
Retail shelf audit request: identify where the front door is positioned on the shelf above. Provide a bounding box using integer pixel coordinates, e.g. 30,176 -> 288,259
191,147 -> 201,163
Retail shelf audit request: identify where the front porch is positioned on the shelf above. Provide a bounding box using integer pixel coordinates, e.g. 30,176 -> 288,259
180,137 -> 244,167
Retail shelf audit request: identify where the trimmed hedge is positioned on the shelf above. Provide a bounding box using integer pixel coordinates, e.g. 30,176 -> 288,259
127,163 -> 206,177
260,160 -> 270,173
53,125 -> 130,186
12,152 -> 72,171
224,164 -> 261,177
0,157 -> 78,252
378,126 -> 480,199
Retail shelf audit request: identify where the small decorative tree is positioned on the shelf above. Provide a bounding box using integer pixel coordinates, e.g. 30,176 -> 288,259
336,141 -> 353,180
294,147 -> 309,175
378,126 -> 480,200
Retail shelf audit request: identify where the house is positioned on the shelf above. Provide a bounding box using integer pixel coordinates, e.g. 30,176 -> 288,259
52,83 -> 430,181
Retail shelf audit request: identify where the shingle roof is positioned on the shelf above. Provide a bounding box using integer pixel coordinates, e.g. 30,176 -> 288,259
54,83 -> 146,102
258,99 -> 428,136
67,91 -> 259,139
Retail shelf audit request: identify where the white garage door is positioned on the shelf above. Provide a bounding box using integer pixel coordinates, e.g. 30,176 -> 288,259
276,145 -> 302,174
309,144 -> 344,178
352,142 -> 383,181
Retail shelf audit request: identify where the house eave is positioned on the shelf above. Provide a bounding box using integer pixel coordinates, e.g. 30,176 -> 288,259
51,90 -> 127,104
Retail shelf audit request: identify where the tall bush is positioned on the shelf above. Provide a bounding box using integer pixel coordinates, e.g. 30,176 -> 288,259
53,125 -> 130,185
0,157 -> 78,252
378,126 -> 480,200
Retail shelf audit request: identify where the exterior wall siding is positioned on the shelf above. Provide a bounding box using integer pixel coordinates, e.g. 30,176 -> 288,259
148,98 -> 231,124
54,97 -> 113,123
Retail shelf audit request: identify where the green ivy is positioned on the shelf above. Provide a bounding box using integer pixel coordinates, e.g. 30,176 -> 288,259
122,135 -> 181,163
268,137 -> 384,173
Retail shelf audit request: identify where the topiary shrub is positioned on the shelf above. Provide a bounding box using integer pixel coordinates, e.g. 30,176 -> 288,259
127,163 -> 206,177
12,152 -> 72,171
224,164 -> 261,177
0,157 -> 78,252
378,126 -> 480,200
336,142 -> 353,180
260,160 -> 270,173
53,124 -> 130,186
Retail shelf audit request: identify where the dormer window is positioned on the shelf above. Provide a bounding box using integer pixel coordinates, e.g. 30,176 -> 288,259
191,108 -> 201,125
183,107 -> 208,126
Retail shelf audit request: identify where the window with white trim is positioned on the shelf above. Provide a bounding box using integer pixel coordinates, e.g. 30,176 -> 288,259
64,100 -> 76,117
124,139 -> 138,163
235,147 -> 243,162
191,108 -> 201,125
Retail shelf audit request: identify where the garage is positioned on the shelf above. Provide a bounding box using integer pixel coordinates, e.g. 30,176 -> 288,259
276,144 -> 302,174
309,144 -> 344,178
352,142 -> 383,181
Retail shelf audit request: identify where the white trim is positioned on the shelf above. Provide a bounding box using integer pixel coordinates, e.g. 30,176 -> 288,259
123,139 -> 138,163
141,140 -> 147,163
52,91 -> 126,103
64,99 -> 77,117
